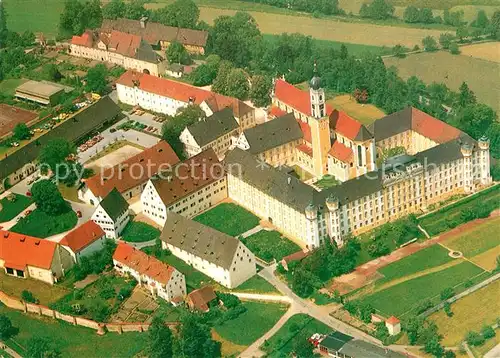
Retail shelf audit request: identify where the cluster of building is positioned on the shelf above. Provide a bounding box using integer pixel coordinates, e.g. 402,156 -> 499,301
70,17 -> 208,77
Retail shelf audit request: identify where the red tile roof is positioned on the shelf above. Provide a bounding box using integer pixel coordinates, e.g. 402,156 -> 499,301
269,106 -> 286,118
0,230 -> 57,270
60,221 -> 105,253
84,141 -> 180,198
274,79 -> 333,117
411,107 -> 461,143
329,141 -> 353,163
108,30 -> 142,57
203,93 -> 253,119
298,120 -> 312,143
71,30 -> 93,47
386,316 -> 400,325
329,110 -> 363,141
117,71 -> 212,105
113,242 -> 175,285
187,286 -> 217,311
296,144 -> 313,157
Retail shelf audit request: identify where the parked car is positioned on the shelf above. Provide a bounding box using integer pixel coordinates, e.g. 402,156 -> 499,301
110,128 -> 117,133
25,209 -> 32,216
26,191 -> 32,197
77,210 -> 82,218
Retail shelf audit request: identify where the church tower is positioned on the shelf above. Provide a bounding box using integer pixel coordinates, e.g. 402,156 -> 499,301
309,63 -> 331,177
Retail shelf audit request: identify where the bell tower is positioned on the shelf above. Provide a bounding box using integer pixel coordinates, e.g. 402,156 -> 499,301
309,63 -> 330,177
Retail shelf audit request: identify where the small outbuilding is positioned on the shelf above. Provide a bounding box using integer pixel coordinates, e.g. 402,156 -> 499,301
186,286 -> 217,312
385,316 -> 401,336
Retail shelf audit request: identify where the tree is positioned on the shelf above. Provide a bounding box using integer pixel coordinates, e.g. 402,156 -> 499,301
419,8 -> 434,23
211,60 -> 233,95
444,9 -> 464,26
249,75 -> 271,107
82,0 -> 103,30
443,302 -> 453,317
444,350 -> 456,358
458,82 -> 476,108
162,105 -> 205,158
449,42 -> 460,54
190,64 -> 217,86
26,337 -> 60,358
440,287 -> 455,300
177,314 -> 221,358
392,44 -> 406,58
422,36 -> 438,51
481,325 -> 495,339
466,331 -> 485,346
86,63 -> 108,94
103,0 -> 126,20
43,63 -> 63,82
0,314 -> 13,340
0,0 -> 7,48
222,68 -> 249,100
456,26 -> 469,41
13,123 -> 31,140
424,336 -> 444,357
490,10 -> 500,39
293,335 -> 314,358
124,0 -> 146,20
403,6 -> 420,23
291,266 -> 317,297
21,290 -> 37,303
165,41 -> 191,65
473,10 -> 489,28
31,180 -> 68,215
359,0 -> 394,20
87,298 -> 110,322
152,0 -> 199,28
439,33 -> 454,49
59,0 -> 84,37
148,317 -> 173,358
39,138 -> 75,175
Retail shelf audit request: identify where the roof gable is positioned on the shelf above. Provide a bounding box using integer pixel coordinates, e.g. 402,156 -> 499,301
187,107 -> 239,147
60,221 -> 105,253
98,188 -> 129,221
274,79 -> 333,117
329,110 -> 372,142
0,230 -> 57,270
329,141 -> 353,162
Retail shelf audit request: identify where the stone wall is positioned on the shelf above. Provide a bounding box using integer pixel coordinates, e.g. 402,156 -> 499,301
0,290 -> 167,335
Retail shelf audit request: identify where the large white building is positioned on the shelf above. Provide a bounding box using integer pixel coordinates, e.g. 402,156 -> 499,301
91,188 -> 130,239
160,212 -> 256,289
70,30 -> 166,76
113,242 -> 186,302
115,71 -> 255,129
141,148 -> 227,227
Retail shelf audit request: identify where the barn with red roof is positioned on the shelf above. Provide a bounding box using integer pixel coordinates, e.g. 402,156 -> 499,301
60,221 -> 106,264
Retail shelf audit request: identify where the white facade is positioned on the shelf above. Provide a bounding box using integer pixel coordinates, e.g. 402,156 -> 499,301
162,241 -> 256,289
141,178 -> 228,227
61,236 -> 107,265
113,259 -> 186,302
179,127 -> 239,159
91,205 -> 130,239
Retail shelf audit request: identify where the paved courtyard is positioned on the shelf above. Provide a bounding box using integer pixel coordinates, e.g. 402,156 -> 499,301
86,144 -> 143,170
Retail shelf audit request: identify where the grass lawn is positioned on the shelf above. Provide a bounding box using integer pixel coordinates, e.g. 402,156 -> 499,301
429,279 -> 500,346
419,184 -> 500,236
10,208 -> 78,238
0,306 -> 147,358
327,94 -> 386,125
261,313 -> 331,356
376,245 -> 453,285
241,230 -> 301,262
234,275 -> 280,295
0,78 -> 28,96
442,216 -> 500,258
121,221 -> 160,243
314,175 -> 340,190
0,194 -> 32,223
194,203 -> 260,236
214,301 -> 288,346
361,261 -> 485,317
0,271 -> 70,306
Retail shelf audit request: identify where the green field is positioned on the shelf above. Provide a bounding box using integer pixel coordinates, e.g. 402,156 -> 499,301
121,221 -> 160,243
10,208 -> 78,238
4,0 -> 64,37
241,230 -> 301,262
361,261 -> 485,316
262,313 -> 331,356
377,245 -> 453,284
0,78 -> 28,96
419,185 -> 500,236
0,306 -> 148,358
194,203 -> 260,236
235,275 -> 280,294
214,301 -> 288,346
0,194 -> 32,223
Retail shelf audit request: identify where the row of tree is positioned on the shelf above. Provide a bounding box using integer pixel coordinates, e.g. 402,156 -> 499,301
240,0 -> 343,16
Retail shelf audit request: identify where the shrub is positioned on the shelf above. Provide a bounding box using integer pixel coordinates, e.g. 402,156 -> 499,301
416,299 -> 433,314
440,287 -> 455,301
87,298 -> 110,322
217,292 -> 241,309
481,326 -> 495,339
443,302 -> 453,317
99,286 -> 115,300
466,331 -> 485,346
21,290 -> 38,303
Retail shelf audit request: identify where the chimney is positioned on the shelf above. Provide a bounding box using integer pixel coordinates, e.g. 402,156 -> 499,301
140,16 -> 148,29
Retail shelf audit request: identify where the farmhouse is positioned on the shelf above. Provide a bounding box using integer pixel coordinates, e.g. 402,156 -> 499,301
160,212 -> 256,289
0,230 -> 72,285
113,242 -> 186,302
115,71 -> 255,126
101,17 -> 209,54
15,80 -> 65,106
59,220 -> 106,264
79,141 -> 180,205
179,107 -> 239,159
0,96 -> 121,194
0,104 -> 38,139
70,30 -> 166,76
91,188 -> 130,239
141,148 -> 227,227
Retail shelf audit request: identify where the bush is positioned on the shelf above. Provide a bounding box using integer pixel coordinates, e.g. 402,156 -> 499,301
443,302 -> 453,317
440,287 -> 455,301
217,292 -> 241,309
466,331 -> 485,346
481,326 -> 496,339
21,290 -> 38,303
416,299 -> 433,314
87,298 -> 111,322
